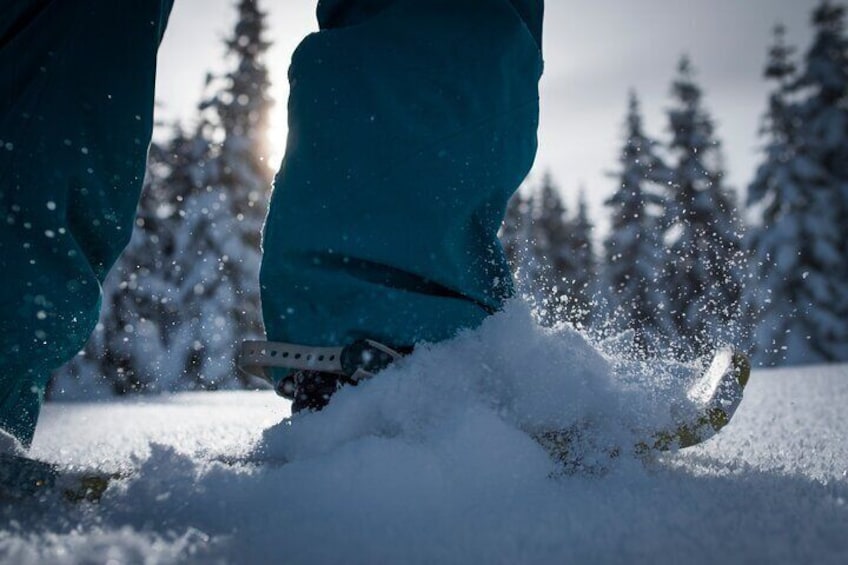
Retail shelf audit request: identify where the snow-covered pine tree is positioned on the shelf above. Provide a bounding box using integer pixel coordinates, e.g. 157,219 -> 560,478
205,0 -> 273,180
503,174 -> 598,328
182,0 -> 274,386
746,24 -> 804,365
602,92 -> 670,353
109,133 -> 207,392
149,131 -> 250,391
528,173 -> 574,323
791,1 -> 848,362
497,179 -> 544,313
562,189 -> 597,329
747,4 -> 848,365
147,0 -> 274,390
661,57 -> 745,357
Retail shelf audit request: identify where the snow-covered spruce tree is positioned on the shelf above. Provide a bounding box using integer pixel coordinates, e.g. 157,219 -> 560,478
790,1 -> 848,362
501,174 -> 597,328
180,0 -> 274,388
526,174 -> 574,324
660,57 -> 745,357
532,177 -> 568,274
747,5 -> 848,365
746,24 -> 804,365
562,189 -> 597,329
147,130 -> 250,391
601,92 -> 670,354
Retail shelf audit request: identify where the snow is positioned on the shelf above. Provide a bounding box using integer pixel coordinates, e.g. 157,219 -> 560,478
3,301 -> 848,564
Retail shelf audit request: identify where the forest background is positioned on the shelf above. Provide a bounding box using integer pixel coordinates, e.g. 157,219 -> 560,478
48,0 -> 848,397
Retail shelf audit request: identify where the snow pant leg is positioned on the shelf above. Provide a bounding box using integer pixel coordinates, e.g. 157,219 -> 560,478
260,0 -> 543,351
0,0 -> 173,446
317,0 -> 543,47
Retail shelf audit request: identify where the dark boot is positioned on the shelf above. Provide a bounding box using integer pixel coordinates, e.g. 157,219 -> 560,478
278,371 -> 351,414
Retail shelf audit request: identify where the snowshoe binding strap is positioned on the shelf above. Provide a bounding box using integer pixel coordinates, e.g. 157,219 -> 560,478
239,339 -> 406,383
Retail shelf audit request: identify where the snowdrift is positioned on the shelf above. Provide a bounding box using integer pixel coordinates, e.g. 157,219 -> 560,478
3,301 -> 847,564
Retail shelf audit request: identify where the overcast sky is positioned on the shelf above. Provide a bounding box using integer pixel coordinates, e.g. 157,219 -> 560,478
155,0 -> 818,233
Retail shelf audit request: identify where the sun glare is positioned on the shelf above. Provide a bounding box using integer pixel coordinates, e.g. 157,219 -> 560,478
266,79 -> 289,174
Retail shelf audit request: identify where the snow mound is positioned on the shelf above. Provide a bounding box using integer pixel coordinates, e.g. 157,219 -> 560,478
4,300 -> 847,564
258,300 -> 702,473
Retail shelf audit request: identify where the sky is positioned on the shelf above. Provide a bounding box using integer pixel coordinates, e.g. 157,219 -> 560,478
155,0 -> 817,233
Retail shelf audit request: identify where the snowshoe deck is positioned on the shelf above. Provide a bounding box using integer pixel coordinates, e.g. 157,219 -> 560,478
0,453 -> 119,504
535,346 -> 751,468
0,453 -> 56,499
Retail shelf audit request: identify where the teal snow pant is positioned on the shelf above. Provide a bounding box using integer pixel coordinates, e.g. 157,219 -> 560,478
262,0 -> 543,349
0,1 -> 174,445
0,0 -> 543,446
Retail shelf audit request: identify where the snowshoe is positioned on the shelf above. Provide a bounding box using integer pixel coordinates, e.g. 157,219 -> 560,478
0,452 -> 57,500
0,453 -> 119,503
535,346 -> 751,468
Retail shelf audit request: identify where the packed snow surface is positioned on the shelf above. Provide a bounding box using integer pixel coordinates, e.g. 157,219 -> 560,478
2,302 -> 847,564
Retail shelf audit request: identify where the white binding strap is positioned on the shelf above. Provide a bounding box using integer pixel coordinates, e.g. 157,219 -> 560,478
239,340 -> 345,380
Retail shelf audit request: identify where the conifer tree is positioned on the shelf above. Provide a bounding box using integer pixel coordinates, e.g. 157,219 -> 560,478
185,0 -> 274,384
747,4 -> 848,365
791,1 -> 848,362
562,189 -> 597,329
661,57 -> 745,357
532,174 -> 572,284
502,186 -> 548,300
499,177 -> 556,314
503,174 -> 599,328
500,175 -> 594,325
528,174 -> 573,323
746,25 -> 803,365
205,0 -> 273,175
602,92 -> 670,352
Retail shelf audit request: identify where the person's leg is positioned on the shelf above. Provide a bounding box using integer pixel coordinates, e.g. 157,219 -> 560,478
0,0 -> 174,446
258,0 -> 543,386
